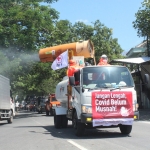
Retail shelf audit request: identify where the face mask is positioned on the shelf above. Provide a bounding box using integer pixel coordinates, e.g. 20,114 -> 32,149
102,58 -> 107,63
103,59 -> 107,63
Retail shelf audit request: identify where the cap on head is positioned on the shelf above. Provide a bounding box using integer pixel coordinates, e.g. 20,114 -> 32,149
101,54 -> 107,58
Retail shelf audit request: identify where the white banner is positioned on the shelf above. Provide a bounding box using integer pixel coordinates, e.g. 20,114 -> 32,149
93,118 -> 134,127
51,50 -> 68,70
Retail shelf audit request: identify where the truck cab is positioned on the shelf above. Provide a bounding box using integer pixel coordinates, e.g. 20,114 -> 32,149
55,65 -> 139,136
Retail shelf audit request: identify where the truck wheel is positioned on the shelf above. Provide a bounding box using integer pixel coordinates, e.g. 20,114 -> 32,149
46,111 -> 49,116
73,112 -> 85,136
50,108 -> 53,116
62,115 -> 68,128
8,111 -> 13,124
119,125 -> 132,135
54,114 -> 61,128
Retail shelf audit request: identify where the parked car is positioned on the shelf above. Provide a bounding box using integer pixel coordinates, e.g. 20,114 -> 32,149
25,101 -> 36,111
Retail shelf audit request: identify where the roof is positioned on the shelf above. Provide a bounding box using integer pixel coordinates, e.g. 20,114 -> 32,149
126,40 -> 147,57
126,47 -> 147,58
110,57 -> 150,64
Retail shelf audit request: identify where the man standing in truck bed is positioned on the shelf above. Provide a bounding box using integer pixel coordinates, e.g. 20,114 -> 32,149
97,54 -> 110,65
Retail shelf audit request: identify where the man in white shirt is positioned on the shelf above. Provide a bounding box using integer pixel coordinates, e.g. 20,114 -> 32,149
15,101 -> 19,112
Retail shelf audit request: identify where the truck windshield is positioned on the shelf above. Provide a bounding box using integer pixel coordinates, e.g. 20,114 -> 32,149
82,66 -> 134,89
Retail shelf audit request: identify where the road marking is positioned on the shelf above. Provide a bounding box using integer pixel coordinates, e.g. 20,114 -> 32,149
67,140 -> 88,150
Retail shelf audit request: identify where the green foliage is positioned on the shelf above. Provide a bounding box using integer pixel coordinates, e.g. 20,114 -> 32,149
69,20 -> 123,64
91,20 -> 123,63
0,0 -> 59,50
71,22 -> 94,41
133,0 -> 150,37
47,20 -> 73,46
0,0 -> 124,99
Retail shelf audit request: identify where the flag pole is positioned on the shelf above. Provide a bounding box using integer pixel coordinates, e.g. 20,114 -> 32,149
93,56 -> 96,66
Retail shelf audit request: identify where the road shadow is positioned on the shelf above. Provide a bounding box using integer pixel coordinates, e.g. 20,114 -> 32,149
44,125 -> 130,139
13,110 -> 132,139
14,123 -> 129,140
0,122 -> 8,125
14,110 -> 42,119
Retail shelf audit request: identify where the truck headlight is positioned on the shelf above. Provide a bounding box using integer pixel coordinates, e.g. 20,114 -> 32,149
82,105 -> 92,114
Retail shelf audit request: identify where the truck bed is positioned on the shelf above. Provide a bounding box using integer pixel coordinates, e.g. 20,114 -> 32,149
0,75 -> 10,110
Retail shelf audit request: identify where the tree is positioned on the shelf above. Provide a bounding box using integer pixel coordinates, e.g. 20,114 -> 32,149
47,20 -> 73,46
71,21 -> 94,41
133,0 -> 150,56
69,20 -> 123,64
0,0 -> 124,98
133,0 -> 150,37
0,0 -> 59,97
0,0 -> 59,51
91,20 -> 123,63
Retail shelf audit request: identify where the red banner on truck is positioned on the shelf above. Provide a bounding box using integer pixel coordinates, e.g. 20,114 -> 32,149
92,91 -> 134,127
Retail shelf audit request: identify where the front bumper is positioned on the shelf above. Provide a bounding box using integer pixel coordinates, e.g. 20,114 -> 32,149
81,113 -> 92,123
134,111 -> 139,120
81,111 -> 139,123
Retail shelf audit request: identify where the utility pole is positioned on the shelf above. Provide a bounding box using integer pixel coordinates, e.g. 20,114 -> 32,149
146,35 -> 150,56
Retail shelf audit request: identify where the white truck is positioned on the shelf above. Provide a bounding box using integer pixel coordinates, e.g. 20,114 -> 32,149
54,65 -> 139,136
0,75 -> 14,123
38,40 -> 139,136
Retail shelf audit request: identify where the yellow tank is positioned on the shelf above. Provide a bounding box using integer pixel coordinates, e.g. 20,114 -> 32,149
39,40 -> 94,62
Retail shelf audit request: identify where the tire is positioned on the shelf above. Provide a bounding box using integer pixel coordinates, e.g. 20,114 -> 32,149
54,114 -> 62,129
50,108 -> 53,116
119,125 -> 132,135
62,115 -> 68,128
46,110 -> 49,116
73,112 -> 85,136
8,111 -> 13,124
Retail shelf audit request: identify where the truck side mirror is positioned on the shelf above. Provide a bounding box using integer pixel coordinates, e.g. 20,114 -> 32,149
69,76 -> 75,86
144,74 -> 149,84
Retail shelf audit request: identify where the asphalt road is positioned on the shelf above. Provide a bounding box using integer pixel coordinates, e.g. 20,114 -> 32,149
0,110 -> 150,150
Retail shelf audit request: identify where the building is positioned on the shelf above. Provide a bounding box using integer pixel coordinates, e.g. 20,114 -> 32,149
126,40 -> 147,58
111,40 -> 150,109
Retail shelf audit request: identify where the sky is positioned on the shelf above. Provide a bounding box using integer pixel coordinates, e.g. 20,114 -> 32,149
50,0 -> 145,55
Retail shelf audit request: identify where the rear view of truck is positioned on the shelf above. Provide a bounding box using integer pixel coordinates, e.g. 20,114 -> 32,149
0,75 -> 13,123
45,94 -> 61,116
